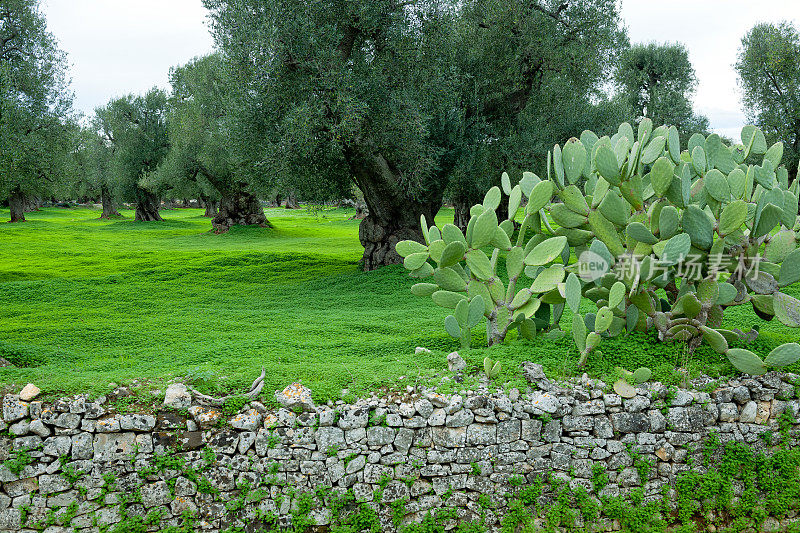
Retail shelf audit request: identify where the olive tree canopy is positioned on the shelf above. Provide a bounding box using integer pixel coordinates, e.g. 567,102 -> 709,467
0,0 -> 74,222
615,42 -> 709,143
736,22 -> 800,177
203,0 -> 628,268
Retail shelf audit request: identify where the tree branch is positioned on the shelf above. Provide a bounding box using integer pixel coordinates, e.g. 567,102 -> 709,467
337,23 -> 359,61
530,1 -> 571,27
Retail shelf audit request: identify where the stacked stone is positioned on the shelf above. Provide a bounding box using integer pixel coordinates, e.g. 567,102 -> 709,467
0,367 -> 796,532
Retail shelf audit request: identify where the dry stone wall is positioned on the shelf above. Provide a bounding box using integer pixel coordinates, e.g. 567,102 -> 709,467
0,364 -> 798,532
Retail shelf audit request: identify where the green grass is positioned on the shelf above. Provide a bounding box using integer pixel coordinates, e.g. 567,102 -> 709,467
0,206 -> 799,403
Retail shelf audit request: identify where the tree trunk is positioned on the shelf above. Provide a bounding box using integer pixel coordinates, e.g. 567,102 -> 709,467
453,200 -> 471,233
202,197 -> 219,218
100,184 -> 121,219
134,189 -> 163,221
453,188 -> 510,233
283,193 -> 299,209
8,188 -> 25,223
346,145 -> 443,271
23,196 -> 40,212
212,189 -> 270,232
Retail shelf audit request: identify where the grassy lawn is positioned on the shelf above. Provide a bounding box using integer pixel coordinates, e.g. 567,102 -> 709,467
1,206 -> 799,404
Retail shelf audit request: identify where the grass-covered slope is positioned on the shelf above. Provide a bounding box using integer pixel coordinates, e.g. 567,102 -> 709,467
1,206 -> 799,402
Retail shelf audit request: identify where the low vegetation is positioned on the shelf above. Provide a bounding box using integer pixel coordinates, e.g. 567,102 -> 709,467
1,204 -> 800,402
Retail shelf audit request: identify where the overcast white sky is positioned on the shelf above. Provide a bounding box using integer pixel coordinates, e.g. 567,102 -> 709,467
43,0 -> 214,117
43,0 -> 800,141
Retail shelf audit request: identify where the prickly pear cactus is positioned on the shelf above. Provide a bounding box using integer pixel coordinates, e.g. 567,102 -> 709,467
560,120 -> 800,374
396,171 -> 563,346
444,295 -> 485,349
398,120 -> 800,375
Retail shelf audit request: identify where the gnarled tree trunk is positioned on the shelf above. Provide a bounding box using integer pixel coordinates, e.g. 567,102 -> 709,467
283,193 -> 299,209
453,200 -> 471,233
212,189 -> 270,233
346,145 -> 443,271
23,196 -> 40,212
202,197 -> 219,218
453,189 -> 509,232
100,184 -> 121,219
134,189 -> 163,221
8,188 -> 25,223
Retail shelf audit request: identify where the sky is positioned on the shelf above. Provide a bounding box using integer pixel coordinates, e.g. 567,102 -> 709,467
42,0 -> 214,117
622,1 -> 800,141
42,0 -> 800,141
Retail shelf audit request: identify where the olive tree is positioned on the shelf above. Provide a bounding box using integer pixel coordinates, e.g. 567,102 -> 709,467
736,22 -> 800,179
96,89 -> 170,222
615,42 -> 709,142
204,0 -> 629,269
147,54 -> 263,229
0,0 -> 74,221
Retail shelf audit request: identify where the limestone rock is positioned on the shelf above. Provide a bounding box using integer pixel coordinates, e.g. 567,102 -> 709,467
8,421 -> 28,437
163,383 -> 191,409
530,392 -> 559,414
414,399 -> 434,418
739,401 -> 758,423
3,395 -> 28,423
366,426 -> 395,446
19,384 -> 40,402
230,408 -> 263,432
43,436 -> 71,457
427,392 -> 448,408
141,480 -> 172,508
718,402 -> 738,422
611,412 -> 650,433
188,406 -> 222,427
71,433 -> 93,459
522,362 -> 552,390
38,474 -> 71,494
93,432 -> 137,462
447,352 -> 466,373
119,414 -> 156,432
275,382 -> 315,412
315,426 -> 346,452
95,417 -> 121,433
669,390 -> 694,407
29,419 -> 50,438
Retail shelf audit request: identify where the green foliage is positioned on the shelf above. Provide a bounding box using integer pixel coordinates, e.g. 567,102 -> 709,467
0,0 -> 75,219
95,88 -> 170,221
736,21 -> 800,178
445,0 -> 628,215
69,126 -> 122,218
615,43 -> 709,142
470,462 -> 481,476
59,456 -> 85,484
494,439 -> 800,533
222,395 -> 248,416
203,0 -> 629,265
591,463 -> 608,494
3,446 -> 35,475
144,54 -> 228,212
3,206 -> 800,397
